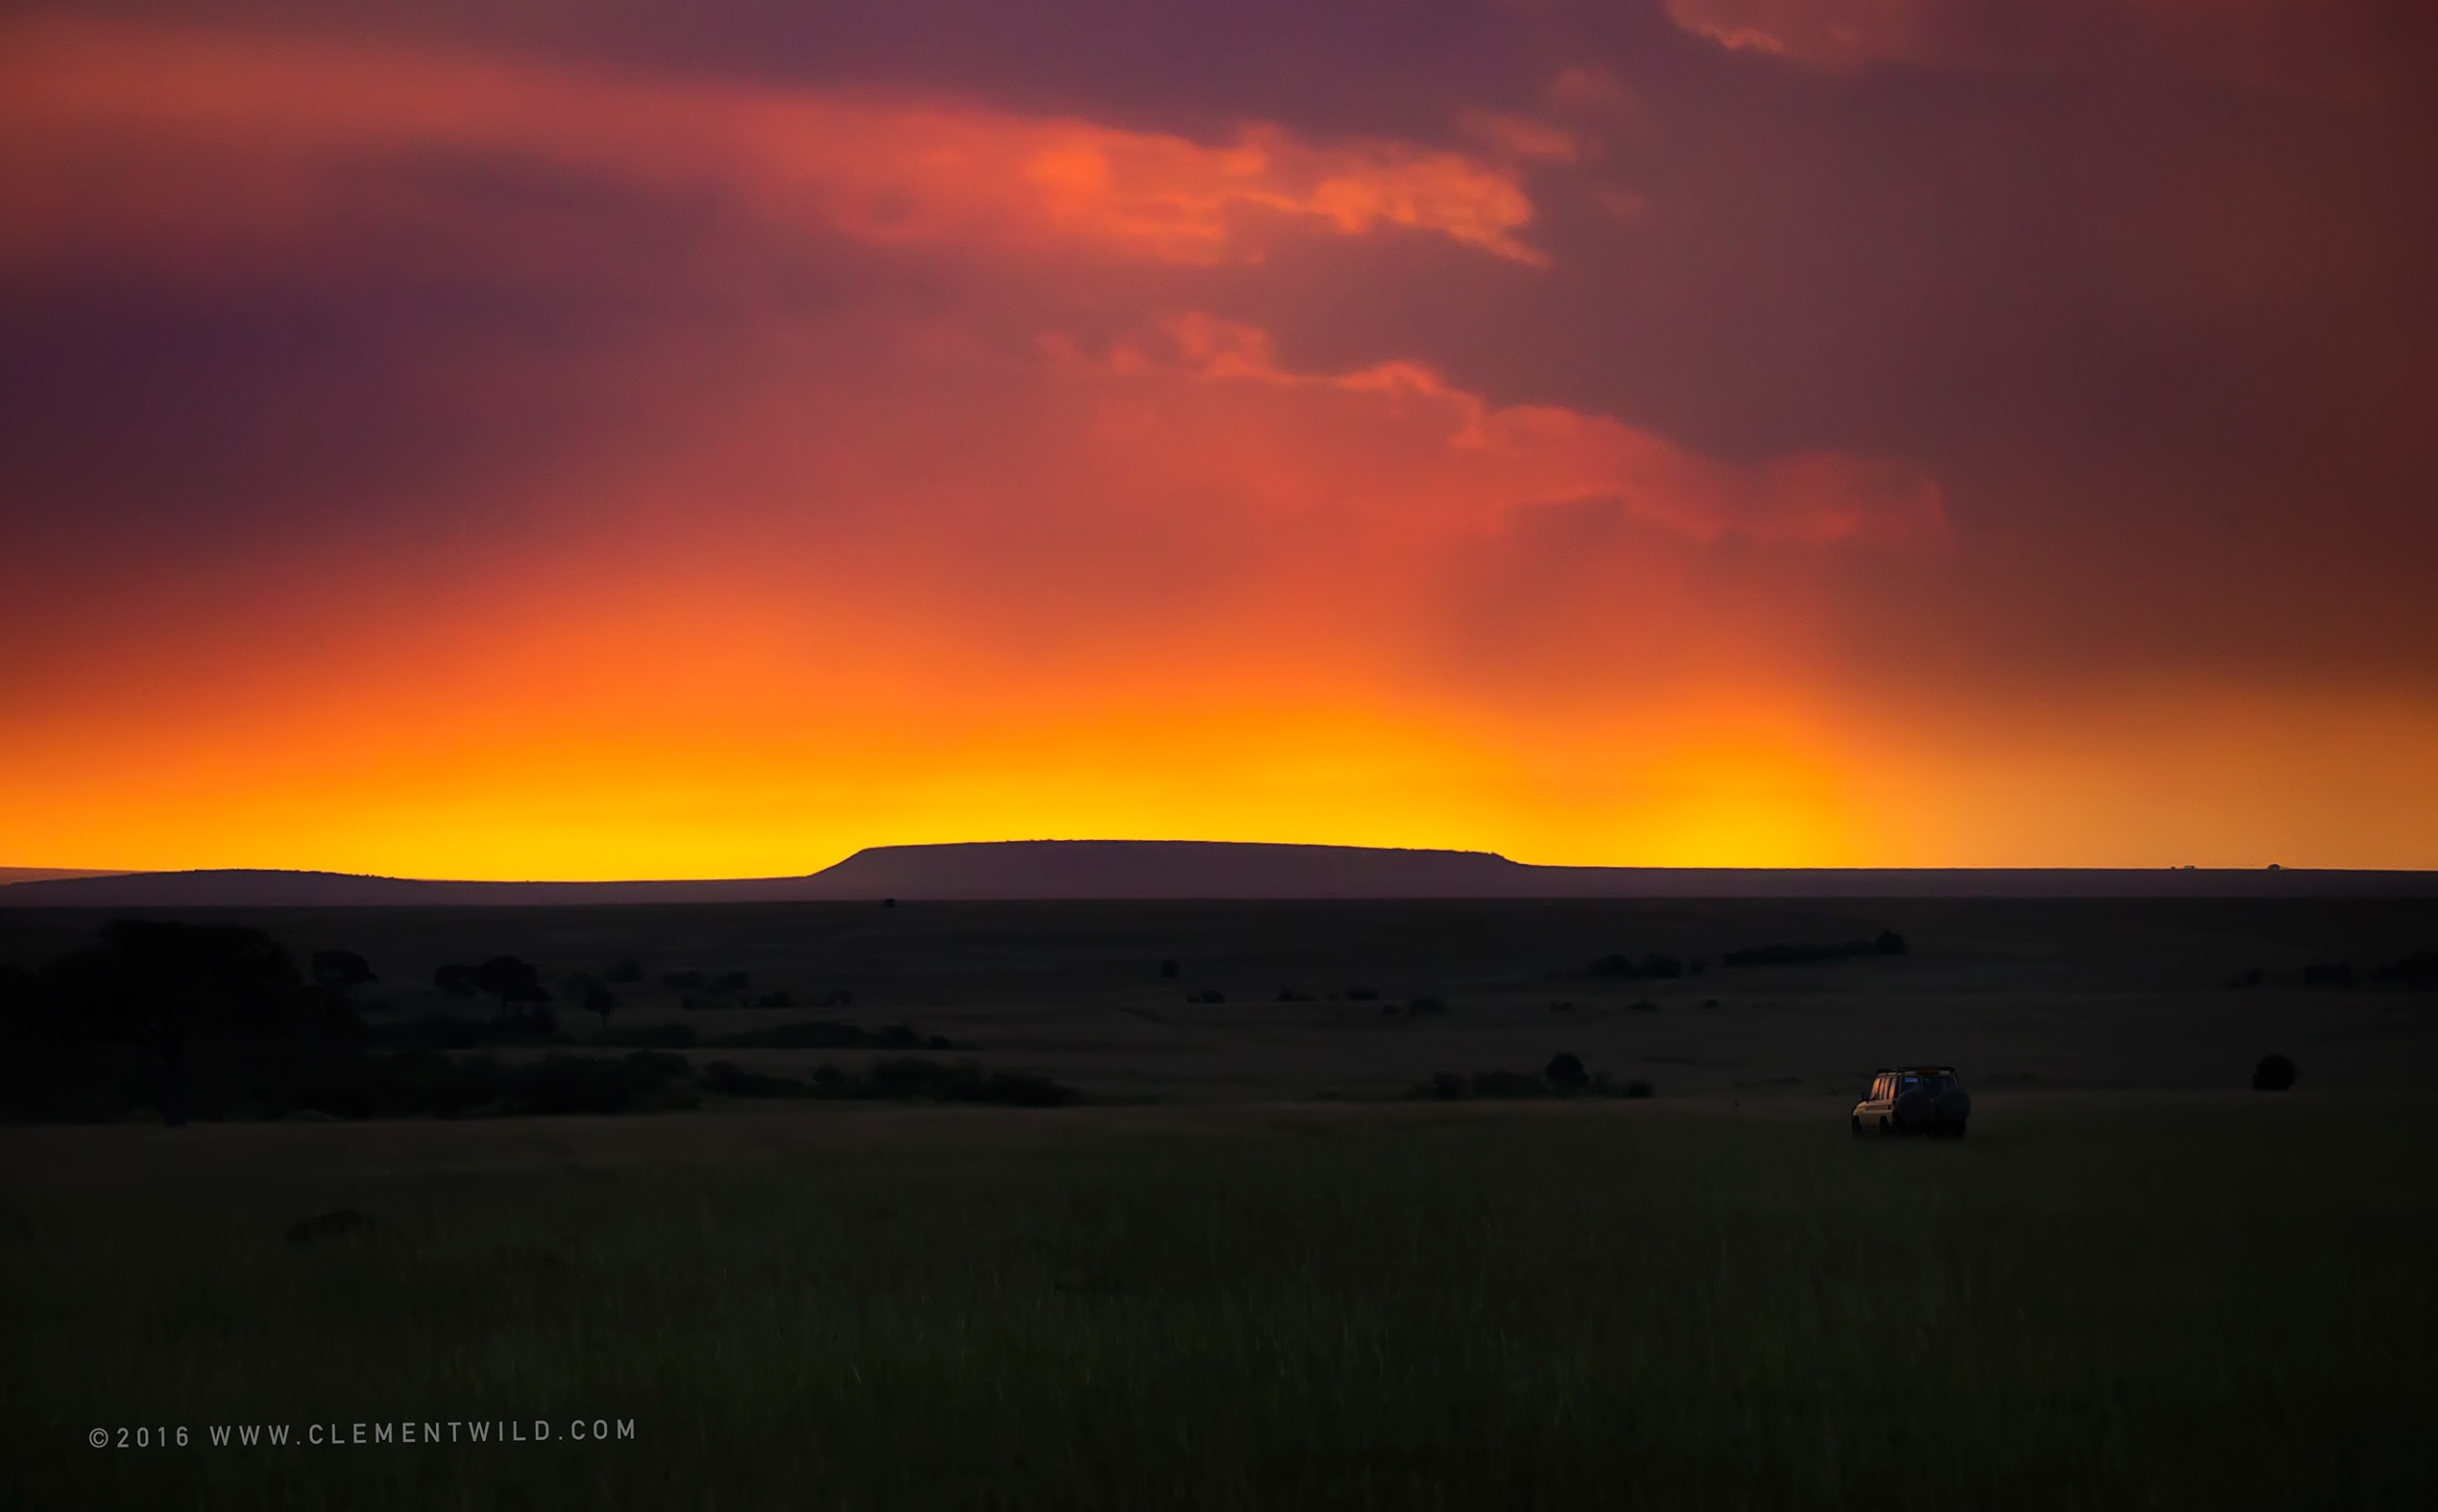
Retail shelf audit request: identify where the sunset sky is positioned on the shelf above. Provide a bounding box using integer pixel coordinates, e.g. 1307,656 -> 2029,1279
4,0 -> 2435,876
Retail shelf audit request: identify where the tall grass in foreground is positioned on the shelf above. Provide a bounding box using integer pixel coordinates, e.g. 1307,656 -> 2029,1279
4,1099 -> 2433,1509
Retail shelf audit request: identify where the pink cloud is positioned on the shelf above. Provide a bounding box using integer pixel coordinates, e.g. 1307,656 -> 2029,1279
0,17 -> 1546,272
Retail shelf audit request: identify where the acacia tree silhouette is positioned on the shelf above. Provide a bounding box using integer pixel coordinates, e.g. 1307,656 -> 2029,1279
470,957 -> 551,1020
310,949 -> 375,996
567,973 -> 616,1029
40,920 -> 299,1125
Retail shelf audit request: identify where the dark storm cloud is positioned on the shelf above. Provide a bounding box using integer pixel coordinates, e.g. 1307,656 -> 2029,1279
9,0 -> 2436,688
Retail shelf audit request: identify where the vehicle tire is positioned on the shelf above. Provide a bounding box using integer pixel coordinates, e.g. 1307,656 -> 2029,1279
1877,1116 -> 1890,1136
1851,1116 -> 1863,1138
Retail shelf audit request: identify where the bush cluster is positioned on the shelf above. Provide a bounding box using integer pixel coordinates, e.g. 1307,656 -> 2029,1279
1415,1056 -> 1654,1101
1586,952 -> 1685,980
701,1057 -> 1080,1107
699,1020 -> 951,1050
0,921 -> 1035,1123
2371,951 -> 2438,989
1723,931 -> 1907,968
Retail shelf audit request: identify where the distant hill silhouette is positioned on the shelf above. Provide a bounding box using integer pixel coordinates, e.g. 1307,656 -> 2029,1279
2,839 -> 2433,905
0,867 -> 133,887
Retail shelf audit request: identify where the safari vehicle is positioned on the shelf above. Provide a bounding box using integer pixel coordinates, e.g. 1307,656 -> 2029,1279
1852,1066 -> 1970,1139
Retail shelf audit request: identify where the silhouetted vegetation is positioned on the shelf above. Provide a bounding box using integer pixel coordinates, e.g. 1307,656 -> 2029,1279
1723,931 -> 1908,968
661,970 -> 707,991
6,920 -> 337,1124
1158,959 -> 1179,979
740,988 -> 851,1009
1344,986 -> 1379,1001
1416,1062 -> 1654,1100
285,1210 -> 376,1247
308,949 -> 375,993
702,1020 -> 953,1050
374,1011 -> 561,1050
566,972 -> 617,1028
0,922 -> 730,1122
2253,1054 -> 2298,1092
605,957 -> 644,984
1187,991 -> 1226,1004
2372,951 -> 2438,989
700,1057 -> 1080,1107
591,1022 -> 698,1048
2303,962 -> 2354,988
1587,951 -> 1682,980
434,956 -> 553,1021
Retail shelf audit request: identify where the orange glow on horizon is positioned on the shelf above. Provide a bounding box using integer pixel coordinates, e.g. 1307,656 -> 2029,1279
4,12 -> 2433,877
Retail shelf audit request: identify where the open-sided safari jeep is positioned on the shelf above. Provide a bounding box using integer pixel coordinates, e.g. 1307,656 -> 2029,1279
1852,1066 -> 1970,1139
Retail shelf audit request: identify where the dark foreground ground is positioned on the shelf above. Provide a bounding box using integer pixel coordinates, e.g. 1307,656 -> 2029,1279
3,899 -> 2433,1506
5,1095 -> 2435,1510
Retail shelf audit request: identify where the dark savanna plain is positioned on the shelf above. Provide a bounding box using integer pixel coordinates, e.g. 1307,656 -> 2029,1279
7,887 -> 2437,1508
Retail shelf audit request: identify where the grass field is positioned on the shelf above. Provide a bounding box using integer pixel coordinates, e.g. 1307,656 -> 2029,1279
7,1093 -> 2435,1509
6,897 -> 2435,1100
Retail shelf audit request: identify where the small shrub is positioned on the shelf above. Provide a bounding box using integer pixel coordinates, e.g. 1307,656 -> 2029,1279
755,991 -> 796,1009
591,1022 -> 696,1048
1414,1067 -> 1655,1101
702,1060 -> 809,1099
1186,991 -> 1226,1004
2252,1054 -> 2298,1092
376,1012 -> 555,1050
2371,951 -> 2438,989
1724,937 -> 1903,969
624,1050 -> 691,1079
970,1071 -> 1083,1108
285,1210 -> 375,1247
1587,952 -> 1682,980
702,1019 -> 951,1050
309,951 -> 375,992
513,1053 -> 688,1115
1470,1070 -> 1548,1099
